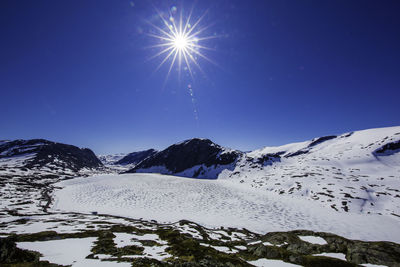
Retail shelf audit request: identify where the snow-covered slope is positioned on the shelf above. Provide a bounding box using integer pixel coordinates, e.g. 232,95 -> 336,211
0,139 -> 105,216
220,126 -> 400,217
0,139 -> 103,178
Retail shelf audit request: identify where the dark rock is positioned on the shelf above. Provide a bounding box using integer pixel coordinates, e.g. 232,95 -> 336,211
342,132 -> 354,138
126,138 -> 242,178
308,135 -> 337,147
285,149 -> 310,158
374,140 -> 400,155
115,149 -> 157,165
256,152 -> 283,165
0,236 -> 39,263
346,240 -> 400,266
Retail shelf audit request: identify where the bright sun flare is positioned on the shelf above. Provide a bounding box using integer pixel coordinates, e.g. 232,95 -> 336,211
147,6 -> 217,80
174,34 -> 189,50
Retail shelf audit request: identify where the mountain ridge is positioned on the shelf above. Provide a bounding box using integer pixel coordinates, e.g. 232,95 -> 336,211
0,139 -> 103,177
125,138 -> 242,178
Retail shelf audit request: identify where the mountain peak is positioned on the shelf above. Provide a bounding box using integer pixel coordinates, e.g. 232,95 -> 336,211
126,138 -> 241,178
0,139 -> 103,174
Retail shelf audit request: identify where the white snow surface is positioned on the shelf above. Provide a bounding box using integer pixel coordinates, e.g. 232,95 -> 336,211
361,264 -> 388,267
297,235 -> 327,245
17,238 -> 131,267
313,252 -> 347,260
52,173 -> 400,243
221,126 -> 400,216
248,258 -> 301,266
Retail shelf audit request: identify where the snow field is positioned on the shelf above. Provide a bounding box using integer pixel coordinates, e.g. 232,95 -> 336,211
248,258 -> 301,266
52,173 -> 400,243
17,238 -> 131,267
297,236 -> 327,245
222,126 -> 400,216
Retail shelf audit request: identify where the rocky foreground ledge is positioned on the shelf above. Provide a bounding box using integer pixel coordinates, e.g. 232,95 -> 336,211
1,215 -> 400,267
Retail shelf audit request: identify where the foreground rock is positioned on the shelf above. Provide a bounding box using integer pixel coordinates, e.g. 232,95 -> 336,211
1,216 -> 399,266
0,236 -> 60,266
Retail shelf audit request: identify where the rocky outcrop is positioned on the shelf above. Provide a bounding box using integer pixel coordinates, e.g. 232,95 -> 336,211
115,149 -> 157,165
374,140 -> 400,155
248,230 -> 400,266
308,135 -> 337,147
2,224 -> 400,266
126,138 -> 242,178
0,237 -> 59,266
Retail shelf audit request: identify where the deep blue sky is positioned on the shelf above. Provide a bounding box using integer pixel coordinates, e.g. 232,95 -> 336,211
1,0 -> 400,154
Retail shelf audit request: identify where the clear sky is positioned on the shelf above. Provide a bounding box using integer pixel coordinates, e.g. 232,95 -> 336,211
1,0 -> 400,154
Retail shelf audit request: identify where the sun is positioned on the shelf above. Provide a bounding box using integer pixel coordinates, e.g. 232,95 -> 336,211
173,34 -> 189,50
146,6 -> 217,80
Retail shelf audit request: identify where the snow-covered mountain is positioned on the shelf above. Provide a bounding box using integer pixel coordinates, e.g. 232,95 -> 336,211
219,126 -> 400,217
126,138 -> 242,178
122,127 -> 400,217
98,153 -> 127,165
0,139 -> 103,178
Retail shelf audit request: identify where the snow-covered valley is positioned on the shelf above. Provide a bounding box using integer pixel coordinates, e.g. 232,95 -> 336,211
52,173 -> 400,243
1,126 -> 400,266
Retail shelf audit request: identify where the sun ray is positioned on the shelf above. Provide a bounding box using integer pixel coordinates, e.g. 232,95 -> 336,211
183,5 -> 194,34
192,35 -> 222,41
146,33 -> 174,42
145,19 -> 175,39
165,48 -> 179,83
186,45 -> 218,67
184,9 -> 209,37
186,49 -> 208,78
146,5 -> 217,81
154,47 -> 177,72
188,43 -> 215,51
147,45 -> 175,62
186,22 -> 215,39
145,42 -> 175,49
182,48 -> 194,79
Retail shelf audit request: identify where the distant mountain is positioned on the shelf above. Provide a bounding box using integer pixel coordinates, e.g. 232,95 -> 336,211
126,138 -> 242,178
98,153 -> 127,165
115,149 -> 157,165
0,139 -> 103,177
